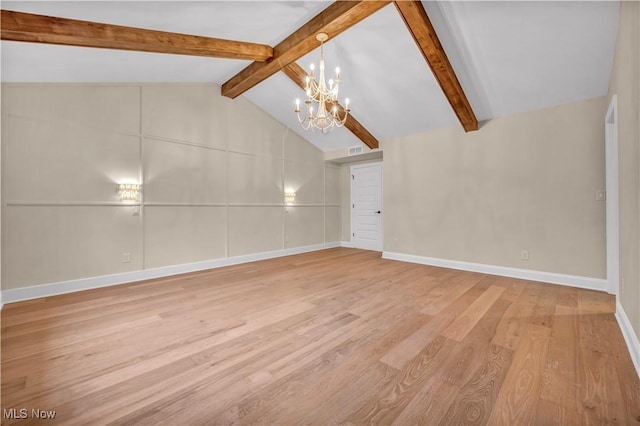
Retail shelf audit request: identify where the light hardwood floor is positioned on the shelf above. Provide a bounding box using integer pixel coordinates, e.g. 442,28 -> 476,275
1,248 -> 639,425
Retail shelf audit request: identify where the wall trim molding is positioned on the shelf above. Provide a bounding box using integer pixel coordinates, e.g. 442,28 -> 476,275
2,242 -> 340,305
6,201 -> 135,207
340,241 -> 355,248
382,251 -> 607,292
4,202 -> 344,208
615,300 -> 640,378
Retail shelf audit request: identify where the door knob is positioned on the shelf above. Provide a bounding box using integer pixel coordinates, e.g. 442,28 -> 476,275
375,211 -> 381,214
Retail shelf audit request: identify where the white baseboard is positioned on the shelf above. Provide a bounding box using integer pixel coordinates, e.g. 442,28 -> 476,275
615,300 -> 640,378
382,251 -> 607,292
1,242 -> 340,304
340,241 -> 354,248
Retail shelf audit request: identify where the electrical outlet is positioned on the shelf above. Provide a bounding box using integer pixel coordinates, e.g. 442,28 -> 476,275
122,252 -> 131,263
133,206 -> 140,216
596,190 -> 606,201
521,250 -> 529,261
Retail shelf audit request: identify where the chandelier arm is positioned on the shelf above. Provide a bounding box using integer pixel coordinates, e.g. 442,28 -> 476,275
296,109 -> 313,131
330,103 -> 348,126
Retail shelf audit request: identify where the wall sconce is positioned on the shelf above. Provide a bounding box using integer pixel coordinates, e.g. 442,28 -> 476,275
284,190 -> 296,205
118,183 -> 142,202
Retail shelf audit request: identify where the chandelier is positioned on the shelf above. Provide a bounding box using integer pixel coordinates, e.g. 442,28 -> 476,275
294,33 -> 350,133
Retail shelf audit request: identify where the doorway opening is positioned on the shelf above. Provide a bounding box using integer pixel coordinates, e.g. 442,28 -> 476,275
350,162 -> 383,251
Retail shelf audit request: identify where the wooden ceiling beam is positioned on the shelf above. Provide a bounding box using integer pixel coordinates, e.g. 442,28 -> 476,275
222,1 -> 391,99
282,63 -> 379,150
394,1 -> 478,132
0,10 -> 273,61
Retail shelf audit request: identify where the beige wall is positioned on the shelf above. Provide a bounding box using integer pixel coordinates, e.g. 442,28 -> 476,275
1,83 -> 340,290
608,1 -> 640,340
381,97 -> 607,279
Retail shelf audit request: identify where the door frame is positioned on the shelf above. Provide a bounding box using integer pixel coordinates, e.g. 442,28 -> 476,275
605,95 -> 619,295
350,161 -> 383,251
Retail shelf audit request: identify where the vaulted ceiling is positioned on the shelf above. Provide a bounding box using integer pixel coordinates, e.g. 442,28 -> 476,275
1,1 -> 620,152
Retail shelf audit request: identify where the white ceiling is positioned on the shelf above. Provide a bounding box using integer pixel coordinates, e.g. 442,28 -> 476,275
1,1 -> 620,152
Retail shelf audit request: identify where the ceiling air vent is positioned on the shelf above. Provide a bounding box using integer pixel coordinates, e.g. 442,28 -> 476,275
348,146 -> 363,156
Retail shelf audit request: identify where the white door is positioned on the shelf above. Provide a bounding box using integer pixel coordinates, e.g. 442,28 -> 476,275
351,163 -> 383,251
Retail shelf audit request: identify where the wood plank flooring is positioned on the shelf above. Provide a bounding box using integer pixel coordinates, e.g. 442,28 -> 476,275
1,248 -> 639,425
